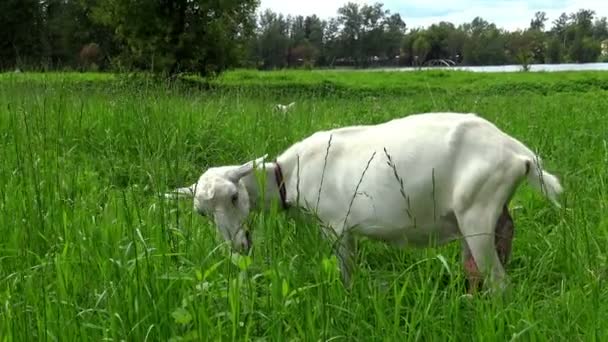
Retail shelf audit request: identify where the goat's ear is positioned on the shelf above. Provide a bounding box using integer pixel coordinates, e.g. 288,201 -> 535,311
201,186 -> 215,201
229,154 -> 269,182
251,154 -> 269,167
164,184 -> 196,199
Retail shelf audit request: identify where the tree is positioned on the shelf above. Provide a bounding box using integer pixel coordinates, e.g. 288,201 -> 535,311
0,0 -> 44,69
383,13 -> 406,62
323,18 -> 341,66
546,37 -> 562,63
290,15 -> 306,46
552,12 -> 570,33
4,1 -> 608,71
530,11 -> 548,31
425,22 -> 456,60
256,10 -> 290,69
359,2 -> 388,64
42,0 -> 114,69
461,17 -> 508,65
447,28 -> 466,63
337,2 -> 364,65
304,15 -> 325,50
412,35 -> 431,66
569,33 -> 601,62
592,17 -> 608,40
551,12 -> 570,50
303,15 -> 326,64
290,40 -> 318,67
506,28 -> 547,68
571,9 -> 595,36
90,0 -> 259,76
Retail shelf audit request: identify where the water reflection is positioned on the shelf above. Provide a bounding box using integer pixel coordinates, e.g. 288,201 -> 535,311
370,63 -> 608,73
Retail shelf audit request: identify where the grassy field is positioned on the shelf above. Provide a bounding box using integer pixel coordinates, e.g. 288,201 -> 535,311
1,70 -> 607,341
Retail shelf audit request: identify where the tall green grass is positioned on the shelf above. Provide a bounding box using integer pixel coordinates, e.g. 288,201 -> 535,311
1,71 -> 607,340
208,69 -> 608,97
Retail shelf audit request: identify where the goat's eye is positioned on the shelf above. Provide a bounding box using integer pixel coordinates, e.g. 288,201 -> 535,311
231,193 -> 238,205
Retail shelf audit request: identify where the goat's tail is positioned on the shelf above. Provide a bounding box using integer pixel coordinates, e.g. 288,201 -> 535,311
506,132 -> 564,208
522,155 -> 564,208
164,184 -> 196,199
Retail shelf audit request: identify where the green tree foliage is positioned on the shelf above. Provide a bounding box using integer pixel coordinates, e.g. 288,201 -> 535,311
592,17 -> 608,40
530,11 -> 548,31
569,34 -> 601,62
2,2 -> 607,72
303,15 -> 326,64
546,37 -> 563,63
288,15 -> 323,67
546,9 -> 602,63
337,2 -> 363,65
247,6 -> 607,69
254,10 -> 290,69
461,17 -> 508,65
0,0 -> 44,69
89,0 -> 259,76
323,18 -> 342,66
384,13 -> 407,61
42,0 -> 115,69
507,29 -> 546,64
333,2 -> 405,67
412,35 -> 431,66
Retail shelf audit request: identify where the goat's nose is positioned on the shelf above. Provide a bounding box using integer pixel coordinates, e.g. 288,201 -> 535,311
243,231 -> 252,251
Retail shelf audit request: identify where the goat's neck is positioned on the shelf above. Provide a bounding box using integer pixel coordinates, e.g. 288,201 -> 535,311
241,162 -> 287,211
240,141 -> 302,210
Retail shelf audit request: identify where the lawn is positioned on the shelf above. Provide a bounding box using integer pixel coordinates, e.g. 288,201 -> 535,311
0,70 -> 607,341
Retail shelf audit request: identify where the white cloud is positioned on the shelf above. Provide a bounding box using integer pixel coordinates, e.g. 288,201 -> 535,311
258,0 -> 608,31
258,0 -> 366,19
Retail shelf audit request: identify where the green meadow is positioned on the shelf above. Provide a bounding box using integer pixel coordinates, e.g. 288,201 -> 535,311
1,70 -> 607,341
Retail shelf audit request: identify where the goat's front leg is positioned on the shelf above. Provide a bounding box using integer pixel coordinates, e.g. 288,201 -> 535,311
320,225 -> 356,287
336,231 -> 356,287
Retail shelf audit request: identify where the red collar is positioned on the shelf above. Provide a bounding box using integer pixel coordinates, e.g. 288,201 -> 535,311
274,161 -> 288,210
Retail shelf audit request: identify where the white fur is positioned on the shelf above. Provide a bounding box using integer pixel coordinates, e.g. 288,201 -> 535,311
274,102 -> 295,113
167,112 -> 563,291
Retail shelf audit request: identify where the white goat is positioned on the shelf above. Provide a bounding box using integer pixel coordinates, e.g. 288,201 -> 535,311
166,112 -> 563,293
274,102 -> 295,113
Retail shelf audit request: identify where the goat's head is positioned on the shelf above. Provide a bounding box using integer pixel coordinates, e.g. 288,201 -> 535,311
171,155 -> 268,254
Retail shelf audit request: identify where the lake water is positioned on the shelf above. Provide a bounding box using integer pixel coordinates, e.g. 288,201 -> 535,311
371,62 -> 608,73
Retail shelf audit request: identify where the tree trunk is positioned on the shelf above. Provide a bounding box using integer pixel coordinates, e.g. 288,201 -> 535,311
169,0 -> 187,76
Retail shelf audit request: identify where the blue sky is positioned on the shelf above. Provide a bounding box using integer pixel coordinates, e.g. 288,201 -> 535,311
258,0 -> 608,31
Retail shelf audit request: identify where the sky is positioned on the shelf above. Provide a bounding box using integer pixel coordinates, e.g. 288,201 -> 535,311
258,0 -> 608,31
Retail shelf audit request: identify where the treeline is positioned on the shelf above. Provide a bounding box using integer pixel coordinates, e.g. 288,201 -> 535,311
251,5 -> 608,68
1,1 -> 608,75
0,0 -> 258,75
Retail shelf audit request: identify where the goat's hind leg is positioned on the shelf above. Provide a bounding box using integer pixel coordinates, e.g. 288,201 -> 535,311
459,207 -> 507,293
462,204 -> 515,293
462,240 -> 482,294
495,205 -> 514,266
455,153 -> 527,294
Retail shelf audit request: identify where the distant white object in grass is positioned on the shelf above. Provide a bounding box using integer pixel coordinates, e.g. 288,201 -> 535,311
166,112 -> 564,294
275,102 -> 295,113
